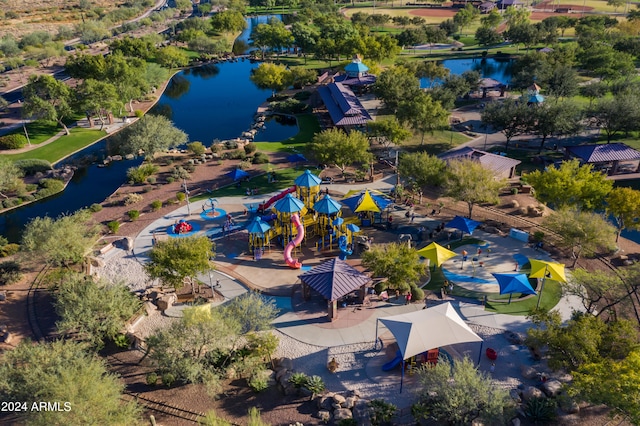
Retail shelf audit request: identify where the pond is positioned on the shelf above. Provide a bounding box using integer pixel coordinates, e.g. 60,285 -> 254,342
0,15 -> 296,242
420,57 -> 513,88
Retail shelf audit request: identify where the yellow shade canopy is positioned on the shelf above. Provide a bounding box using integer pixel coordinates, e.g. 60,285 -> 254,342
416,242 -> 457,267
354,190 -> 381,213
528,259 -> 567,283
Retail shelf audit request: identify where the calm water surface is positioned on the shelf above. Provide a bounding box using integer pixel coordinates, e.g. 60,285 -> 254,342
420,57 -> 513,88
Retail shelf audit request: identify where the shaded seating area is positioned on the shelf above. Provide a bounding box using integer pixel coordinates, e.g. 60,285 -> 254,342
317,82 -> 372,131
564,143 -> 640,176
299,258 -> 372,320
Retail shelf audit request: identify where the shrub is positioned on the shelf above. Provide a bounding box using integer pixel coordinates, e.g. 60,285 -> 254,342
226,149 -> 246,160
151,200 -> 162,211
338,419 -> 358,426
123,193 -> 143,205
107,221 -> 120,233
210,142 -> 223,153
185,164 -> 196,173
146,373 -> 158,386
224,140 -> 238,149
524,397 -> 557,423
533,231 -> 545,242
270,98 -> 308,114
34,178 -> 64,199
89,203 -> 103,212
239,160 -> 252,170
113,334 -> 130,348
411,286 -> 424,301
0,261 -> 22,286
25,183 -> 37,192
134,109 -> 144,118
142,185 -> 153,193
288,372 -> 308,388
187,141 -> 206,156
14,159 -> 52,175
0,243 -> 19,258
369,400 -> 397,426
162,373 -> 175,387
127,210 -> 140,221
176,192 -> 186,202
127,163 -> 159,184
166,176 -> 176,184
267,93 -> 288,102
304,375 -> 325,397
146,176 -> 156,184
249,375 -> 269,392
0,133 -> 28,149
510,187 -> 519,195
293,90 -> 312,100
374,281 -> 387,294
244,142 -> 257,155
20,194 -> 35,202
171,166 -> 191,180
252,152 -> 269,164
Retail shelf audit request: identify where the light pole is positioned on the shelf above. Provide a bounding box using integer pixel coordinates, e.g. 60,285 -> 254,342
22,120 -> 31,146
182,178 -> 191,216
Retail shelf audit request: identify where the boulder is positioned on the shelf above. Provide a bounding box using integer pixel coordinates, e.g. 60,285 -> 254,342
509,389 -> 522,403
333,408 -> 353,421
521,365 -> 539,380
511,418 -> 521,426
274,357 -> 293,371
343,396 -> 357,409
353,399 -> 370,424
275,368 -> 289,382
277,370 -> 293,388
0,330 -> 12,344
156,296 -> 173,312
505,331 -> 524,345
282,383 -> 297,396
299,387 -> 313,398
318,395 -> 333,411
347,389 -> 361,398
143,301 -> 156,315
541,379 -> 563,397
317,410 -> 331,423
559,397 -> 580,414
266,370 -> 277,387
332,394 -> 346,405
522,386 -> 545,402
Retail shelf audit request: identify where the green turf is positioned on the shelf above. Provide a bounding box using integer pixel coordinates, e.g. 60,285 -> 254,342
253,114 -> 320,153
4,127 -> 107,164
485,280 -> 562,315
191,167 -> 301,199
421,237 -> 485,291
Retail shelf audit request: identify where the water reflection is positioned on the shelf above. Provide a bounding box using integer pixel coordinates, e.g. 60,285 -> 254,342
164,74 -> 191,100
186,63 -> 220,79
420,58 -> 514,88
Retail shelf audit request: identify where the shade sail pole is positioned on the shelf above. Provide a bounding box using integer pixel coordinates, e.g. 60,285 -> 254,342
477,340 -> 484,366
535,265 -> 548,310
400,359 -> 405,394
374,319 -> 380,350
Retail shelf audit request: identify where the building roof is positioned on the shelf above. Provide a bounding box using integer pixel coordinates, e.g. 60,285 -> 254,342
334,73 -> 377,86
299,258 -> 371,301
479,77 -> 503,89
438,147 -> 521,176
499,0 -> 523,4
565,143 -> 640,163
479,1 -> 496,9
317,83 -> 372,127
345,59 -> 369,74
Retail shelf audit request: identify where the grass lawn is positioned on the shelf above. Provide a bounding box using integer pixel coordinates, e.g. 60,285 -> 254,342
485,280 -> 562,315
403,130 -> 472,155
486,147 -> 563,174
191,167 -> 301,199
3,127 -> 107,164
253,114 -> 320,153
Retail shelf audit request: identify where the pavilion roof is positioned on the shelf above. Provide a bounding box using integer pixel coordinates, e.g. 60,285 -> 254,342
318,83 -> 372,127
438,147 -> 521,176
299,258 -> 371,301
565,143 -> 640,163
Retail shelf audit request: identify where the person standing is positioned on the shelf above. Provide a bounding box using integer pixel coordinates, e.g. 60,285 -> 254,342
405,291 -> 412,305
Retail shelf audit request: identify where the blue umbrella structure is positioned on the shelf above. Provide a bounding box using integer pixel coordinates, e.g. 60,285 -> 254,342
272,193 -> 305,213
346,224 -> 360,233
287,153 -> 308,163
294,169 -> 321,187
446,216 -> 480,236
226,168 -> 250,181
492,273 -> 536,304
333,217 -> 344,226
246,217 -> 271,235
313,195 -> 342,215
342,191 -> 392,213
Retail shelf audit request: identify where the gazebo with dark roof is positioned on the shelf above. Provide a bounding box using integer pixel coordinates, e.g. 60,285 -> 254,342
317,82 -> 372,130
565,143 -> 640,175
299,258 -> 372,320
438,147 -> 521,179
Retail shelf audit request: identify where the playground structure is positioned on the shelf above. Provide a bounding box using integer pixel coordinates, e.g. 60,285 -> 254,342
172,220 -> 193,234
284,213 -> 304,268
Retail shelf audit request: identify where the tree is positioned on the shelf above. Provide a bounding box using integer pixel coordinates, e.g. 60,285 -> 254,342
22,74 -> 74,135
113,114 -> 188,159
453,4 -> 480,35
571,350 -> 640,424
307,128 -> 372,175
220,292 -> 280,335
145,235 -> 214,290
0,340 -> 142,425
54,272 -> 142,350
504,5 -> 530,27
155,46 -> 190,69
481,99 -> 533,150
526,310 -> 639,371
505,22 -> 539,50
210,10 -> 247,33
373,66 -> 421,113
21,209 -> 100,267
545,65 -> 579,98
0,157 -> 25,199
526,159 -> 613,210
588,94 -> 640,142
475,26 -> 504,46
397,92 -> 449,145
249,62 -> 293,96
76,79 -> 121,130
398,152 -> 447,188
481,8 -> 502,28
361,243 -> 426,293
289,66 -> 317,89
291,22 -> 320,64
175,0 -> 193,13
444,158 -> 505,219
412,61 -> 449,87
413,357 -> 512,425
606,0 -> 625,11
606,187 -> 640,242
528,100 -> 582,154
578,44 -> 635,81
543,209 -> 616,267
251,19 -> 293,59
367,117 -> 411,153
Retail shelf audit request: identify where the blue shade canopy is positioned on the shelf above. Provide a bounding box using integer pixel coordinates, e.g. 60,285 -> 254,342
246,217 -> 271,234
294,169 -> 321,187
226,168 -> 250,181
287,154 -> 308,163
333,217 -> 344,226
273,193 -> 305,213
341,190 -> 392,213
446,216 -> 480,235
492,273 -> 537,295
346,224 -> 360,233
299,258 -> 371,301
313,194 -> 342,215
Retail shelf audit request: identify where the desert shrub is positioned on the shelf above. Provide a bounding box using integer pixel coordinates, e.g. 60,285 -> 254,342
0,260 -> 21,286
0,237 -> 19,257
267,93 -> 288,102
147,176 -> 156,184
162,373 -> 175,387
252,152 -> 269,164
127,163 -> 159,184
176,192 -> 186,202
187,141 -> 206,156
0,133 -> 28,149
1,200 -> 11,209
224,140 -> 238,150
25,184 -> 37,192
89,203 -> 103,212
524,397 -> 557,423
369,400 -> 397,426
146,373 -> 158,386
123,193 -> 143,205
35,178 -> 64,199
411,286 -> 424,301
107,221 -> 120,233
304,375 -> 325,396
226,149 -> 246,160
127,210 -> 140,221
142,186 -> 153,193
270,98 -> 308,114
244,142 -> 257,155
14,159 -> 52,175
151,200 -> 162,211
185,164 -> 196,173
510,187 -> 518,195
293,90 -> 312,100
113,334 -> 130,348
239,160 -> 252,170
210,142 -> 223,153
532,231 -> 545,242
134,109 -> 144,118
171,166 -> 191,180
249,374 -> 269,392
20,194 -> 35,202
288,372 -> 308,388
166,176 -> 176,184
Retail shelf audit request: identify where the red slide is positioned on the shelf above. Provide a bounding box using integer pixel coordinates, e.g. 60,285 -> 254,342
284,213 -> 304,269
258,186 -> 297,213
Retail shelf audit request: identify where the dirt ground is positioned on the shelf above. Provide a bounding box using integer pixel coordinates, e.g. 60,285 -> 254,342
409,8 -> 457,18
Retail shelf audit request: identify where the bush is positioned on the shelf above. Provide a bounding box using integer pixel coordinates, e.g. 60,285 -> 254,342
0,261 -> 22,286
0,243 -> 19,258
171,166 -> 191,180
524,397 -> 557,423
224,140 -> 238,150
146,176 -> 156,184
244,142 -> 257,155
134,110 -> 144,118
225,149 -> 246,160
20,194 -> 35,202
146,373 -> 158,386
239,159 -> 252,170
107,221 -> 120,233
0,133 -> 28,150
127,210 -> 140,221
288,372 -> 308,388
252,152 -> 269,164
14,159 -> 52,175
151,200 -> 162,211
35,178 -> 64,199
374,281 -> 387,294
533,231 -> 545,243
166,177 -> 176,184
123,193 -> 143,205
25,184 -> 37,192
293,90 -> 312,100
267,93 -> 289,102
185,164 -> 196,173
249,375 -> 269,392
304,375 -> 325,396
162,373 -> 175,387
369,400 -> 397,426
510,187 -> 519,195
89,203 -> 103,212
113,334 -> 130,348
270,98 -> 308,114
187,141 -> 206,156
127,163 -> 159,184
176,192 -> 186,202
411,286 -> 424,301
142,185 -> 153,193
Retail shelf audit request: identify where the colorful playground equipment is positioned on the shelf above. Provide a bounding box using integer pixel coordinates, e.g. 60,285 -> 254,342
284,213 -> 304,268
341,190 -> 393,226
172,220 -> 193,234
